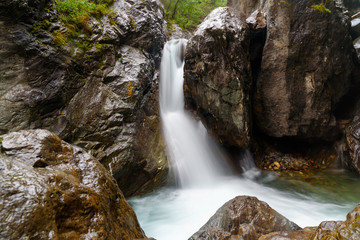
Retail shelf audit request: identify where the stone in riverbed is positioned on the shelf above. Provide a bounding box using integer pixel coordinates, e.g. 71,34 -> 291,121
189,195 -> 300,240
184,7 -> 252,148
0,129 -> 147,240
311,204 -> 360,240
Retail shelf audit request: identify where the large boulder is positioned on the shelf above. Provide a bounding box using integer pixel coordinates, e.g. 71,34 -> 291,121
254,0 -> 356,140
230,0 -> 356,140
184,7 -> 252,148
53,46 -> 168,197
0,129 -> 147,239
189,196 -> 300,239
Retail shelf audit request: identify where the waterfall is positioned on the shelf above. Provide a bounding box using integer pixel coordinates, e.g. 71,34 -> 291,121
159,39 -> 229,188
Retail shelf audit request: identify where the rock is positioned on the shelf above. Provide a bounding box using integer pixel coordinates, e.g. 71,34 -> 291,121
351,18 -> 360,39
184,7 -> 252,148
55,46 -> 168,197
355,37 -> 360,59
343,0 -> 360,15
251,0 -> 356,140
0,0 -> 168,197
168,23 -> 191,40
189,195 -> 300,240
344,116 -> 360,174
0,129 -> 147,240
122,0 -> 167,67
258,227 -> 316,240
0,0 -> 50,22
0,21 -> 82,135
312,204 -> 360,239
227,0 -> 269,20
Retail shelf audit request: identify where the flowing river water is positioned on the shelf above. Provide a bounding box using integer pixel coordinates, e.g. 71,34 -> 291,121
129,39 -> 360,240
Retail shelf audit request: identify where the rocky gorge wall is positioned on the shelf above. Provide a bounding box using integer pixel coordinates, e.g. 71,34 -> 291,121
0,0 -> 169,198
184,0 -> 360,174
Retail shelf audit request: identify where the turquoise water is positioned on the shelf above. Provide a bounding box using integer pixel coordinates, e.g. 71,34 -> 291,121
129,169 -> 360,240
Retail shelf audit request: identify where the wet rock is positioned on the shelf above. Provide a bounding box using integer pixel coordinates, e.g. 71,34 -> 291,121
355,37 -> 360,59
351,18 -> 360,39
312,204 -> 360,239
168,23 -> 191,40
259,227 -> 316,240
253,0 -> 355,140
189,195 -> 300,240
0,21 -> 82,135
0,0 -> 50,22
0,129 -> 147,240
122,0 -> 167,67
344,0 -> 360,15
56,46 -> 168,197
344,116 -> 360,174
0,0 -> 168,197
184,7 -> 252,148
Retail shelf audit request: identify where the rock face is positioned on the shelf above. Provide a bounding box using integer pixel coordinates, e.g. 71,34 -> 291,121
252,0 -> 356,140
351,18 -> 360,39
184,7 -> 252,148
0,0 -> 168,197
312,204 -> 360,239
344,116 -> 360,174
0,129 -> 147,240
355,37 -> 360,59
189,196 -> 300,240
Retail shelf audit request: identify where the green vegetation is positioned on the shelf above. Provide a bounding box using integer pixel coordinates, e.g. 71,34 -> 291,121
52,0 -> 114,47
311,0 -> 331,14
160,0 -> 227,31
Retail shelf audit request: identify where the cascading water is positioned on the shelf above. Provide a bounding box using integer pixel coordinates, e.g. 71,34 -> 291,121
129,40 -> 360,240
159,39 -> 229,187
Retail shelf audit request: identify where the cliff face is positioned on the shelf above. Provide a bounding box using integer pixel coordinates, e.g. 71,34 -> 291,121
0,0 -> 169,197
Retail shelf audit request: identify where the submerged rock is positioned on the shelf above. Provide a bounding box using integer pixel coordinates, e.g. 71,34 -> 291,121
184,7 -> 252,148
0,129 -> 147,239
189,195 -> 300,240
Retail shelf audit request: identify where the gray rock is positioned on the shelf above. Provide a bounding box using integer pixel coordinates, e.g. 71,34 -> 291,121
55,45 -> 168,197
184,7 -> 252,148
351,18 -> 360,39
344,116 -> 360,174
354,36 -> 360,59
189,195 -> 300,240
312,204 -> 360,240
0,129 -> 147,240
252,0 -> 355,140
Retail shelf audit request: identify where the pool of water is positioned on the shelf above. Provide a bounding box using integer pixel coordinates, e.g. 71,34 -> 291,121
129,169 -> 360,240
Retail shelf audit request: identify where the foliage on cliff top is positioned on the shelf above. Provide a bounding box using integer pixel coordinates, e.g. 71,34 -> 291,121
161,0 -> 227,31
56,0 -> 114,27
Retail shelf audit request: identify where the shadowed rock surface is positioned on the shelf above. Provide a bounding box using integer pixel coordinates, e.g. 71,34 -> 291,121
344,116 -> 360,174
184,7 -> 252,148
0,129 -> 147,240
189,195 -> 300,240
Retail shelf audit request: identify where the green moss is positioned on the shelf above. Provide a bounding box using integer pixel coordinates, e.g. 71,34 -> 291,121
280,1 -> 290,7
310,2 -> 331,14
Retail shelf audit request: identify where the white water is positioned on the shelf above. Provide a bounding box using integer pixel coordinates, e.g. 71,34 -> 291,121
130,39 -> 359,240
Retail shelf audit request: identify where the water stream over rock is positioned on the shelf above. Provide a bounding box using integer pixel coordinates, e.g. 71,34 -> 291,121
129,40 -> 360,240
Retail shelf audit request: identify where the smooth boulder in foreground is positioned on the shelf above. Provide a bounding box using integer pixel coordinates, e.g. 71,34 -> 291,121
0,129 -> 147,240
